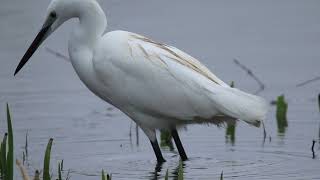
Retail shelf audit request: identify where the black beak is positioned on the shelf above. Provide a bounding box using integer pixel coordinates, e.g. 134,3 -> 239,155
14,15 -> 56,76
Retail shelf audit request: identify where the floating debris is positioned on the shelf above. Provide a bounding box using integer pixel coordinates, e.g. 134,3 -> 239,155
296,76 -> 320,87
45,47 -> 70,62
233,59 -> 265,94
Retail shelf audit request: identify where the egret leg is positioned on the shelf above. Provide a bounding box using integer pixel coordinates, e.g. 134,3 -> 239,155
171,128 -> 188,161
139,125 -> 166,163
150,139 -> 166,163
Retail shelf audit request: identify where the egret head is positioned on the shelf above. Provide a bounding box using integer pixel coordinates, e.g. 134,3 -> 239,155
14,0 -> 86,76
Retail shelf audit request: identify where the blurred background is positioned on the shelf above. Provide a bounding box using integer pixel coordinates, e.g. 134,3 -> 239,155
0,0 -> 319,179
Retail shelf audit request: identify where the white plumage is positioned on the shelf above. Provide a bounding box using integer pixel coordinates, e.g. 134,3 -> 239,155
91,31 -> 267,131
15,0 -> 268,161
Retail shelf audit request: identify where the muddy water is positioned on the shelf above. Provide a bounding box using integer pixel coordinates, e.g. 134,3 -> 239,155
0,0 -> 319,179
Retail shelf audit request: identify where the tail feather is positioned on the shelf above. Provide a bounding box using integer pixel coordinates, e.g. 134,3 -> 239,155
207,85 -> 268,127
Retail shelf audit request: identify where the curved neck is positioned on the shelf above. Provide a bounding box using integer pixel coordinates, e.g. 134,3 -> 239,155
70,1 -> 107,48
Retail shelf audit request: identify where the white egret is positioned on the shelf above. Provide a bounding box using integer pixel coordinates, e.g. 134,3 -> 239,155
14,0 -> 268,162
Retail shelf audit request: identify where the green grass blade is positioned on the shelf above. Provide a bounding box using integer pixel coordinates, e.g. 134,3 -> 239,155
1,133 -> 8,179
276,95 -> 288,133
43,138 -> 53,180
220,171 -> 223,180
101,169 -> 106,180
226,123 -> 236,145
6,103 -> 14,180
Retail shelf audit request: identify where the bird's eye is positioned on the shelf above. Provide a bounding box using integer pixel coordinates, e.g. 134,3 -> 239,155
49,11 -> 57,18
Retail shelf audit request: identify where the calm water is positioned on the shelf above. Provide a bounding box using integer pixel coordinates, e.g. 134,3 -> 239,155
0,0 -> 319,179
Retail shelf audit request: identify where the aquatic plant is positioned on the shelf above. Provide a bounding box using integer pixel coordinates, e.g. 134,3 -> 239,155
226,123 -> 236,145
0,104 -> 14,180
225,81 -> 236,144
101,169 -> 111,180
16,139 -> 56,180
160,130 -> 174,150
276,95 -> 288,134
43,138 -> 53,180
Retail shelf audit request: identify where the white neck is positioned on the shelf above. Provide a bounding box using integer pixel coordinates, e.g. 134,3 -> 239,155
70,1 -> 107,48
67,1 -> 107,95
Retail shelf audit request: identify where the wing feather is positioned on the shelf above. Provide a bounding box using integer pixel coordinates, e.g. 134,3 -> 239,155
128,33 -> 229,87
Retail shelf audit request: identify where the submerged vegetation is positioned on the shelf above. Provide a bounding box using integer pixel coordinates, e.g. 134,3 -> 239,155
160,130 -> 174,151
225,81 -> 236,145
101,169 -> 111,180
225,123 -> 236,145
276,95 -> 288,134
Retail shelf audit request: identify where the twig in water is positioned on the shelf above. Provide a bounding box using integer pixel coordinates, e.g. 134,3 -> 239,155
23,152 -> 25,165
25,130 -> 28,159
296,76 -> 320,87
136,124 -> 139,146
45,47 -> 70,62
129,122 -> 132,138
233,59 -> 265,94
65,169 -> 71,180
61,159 -> 64,171
262,121 -> 267,145
312,140 -> 316,159
318,93 -> 320,112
